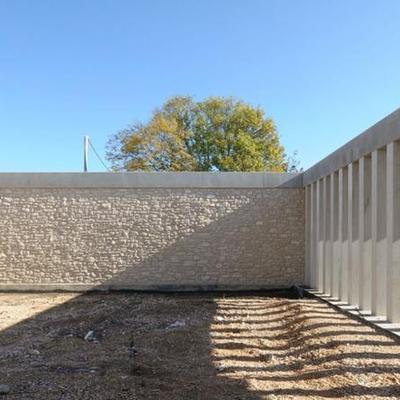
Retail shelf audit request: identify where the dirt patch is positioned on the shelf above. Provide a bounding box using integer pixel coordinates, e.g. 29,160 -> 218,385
1,291 -> 400,399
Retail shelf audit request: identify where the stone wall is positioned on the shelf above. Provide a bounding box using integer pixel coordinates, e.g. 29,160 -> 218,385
0,173 -> 304,291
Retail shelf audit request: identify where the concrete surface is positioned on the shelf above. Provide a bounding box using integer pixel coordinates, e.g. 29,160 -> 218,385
0,172 -> 303,188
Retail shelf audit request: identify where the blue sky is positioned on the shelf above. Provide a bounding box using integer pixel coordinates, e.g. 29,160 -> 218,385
1,0 -> 399,172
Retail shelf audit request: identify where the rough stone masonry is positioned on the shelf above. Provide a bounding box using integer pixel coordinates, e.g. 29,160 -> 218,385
0,173 -> 304,291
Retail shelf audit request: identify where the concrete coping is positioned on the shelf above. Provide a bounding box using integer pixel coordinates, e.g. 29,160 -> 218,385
0,172 -> 303,188
303,107 -> 400,185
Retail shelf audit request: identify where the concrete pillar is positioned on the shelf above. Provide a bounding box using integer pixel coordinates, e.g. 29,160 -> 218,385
316,179 -> 324,291
371,149 -> 387,317
310,182 -> 317,288
305,184 -> 311,286
323,175 -> 332,295
339,167 -> 349,302
386,141 -> 400,322
329,173 -> 335,296
331,171 -> 341,299
358,155 -> 372,312
348,162 -> 360,306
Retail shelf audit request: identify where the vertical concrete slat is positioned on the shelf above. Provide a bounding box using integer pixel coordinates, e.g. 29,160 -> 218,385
320,179 -> 326,291
320,178 -> 325,293
305,184 -> 311,286
347,164 -> 353,304
359,156 -> 372,312
324,175 -> 332,295
339,167 -> 349,303
332,171 -> 341,299
386,141 -> 400,322
371,149 -> 387,317
337,169 -> 344,301
316,179 -> 324,291
329,172 -> 336,296
310,182 -> 317,288
348,162 -> 360,306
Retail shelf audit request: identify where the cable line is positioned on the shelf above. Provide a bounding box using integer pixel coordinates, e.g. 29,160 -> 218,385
88,138 -> 112,171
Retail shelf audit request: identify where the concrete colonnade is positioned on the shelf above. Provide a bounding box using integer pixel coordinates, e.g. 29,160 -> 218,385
305,138 -> 400,323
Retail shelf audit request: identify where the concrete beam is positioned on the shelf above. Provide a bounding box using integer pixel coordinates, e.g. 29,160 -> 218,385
0,172 -> 303,189
303,108 -> 400,185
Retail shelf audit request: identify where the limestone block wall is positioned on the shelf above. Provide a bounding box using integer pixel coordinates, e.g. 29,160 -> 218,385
0,173 -> 304,291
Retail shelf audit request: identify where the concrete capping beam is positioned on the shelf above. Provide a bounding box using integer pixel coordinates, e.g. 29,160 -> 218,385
303,108 -> 400,185
0,172 -> 303,189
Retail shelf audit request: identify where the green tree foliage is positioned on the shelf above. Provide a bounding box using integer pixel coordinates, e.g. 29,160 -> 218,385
106,96 -> 299,172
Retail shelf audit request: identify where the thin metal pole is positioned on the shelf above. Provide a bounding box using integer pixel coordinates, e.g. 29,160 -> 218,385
83,135 -> 89,172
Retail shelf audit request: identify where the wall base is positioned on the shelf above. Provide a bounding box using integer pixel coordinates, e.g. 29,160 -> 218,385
0,283 -> 296,293
306,289 -> 400,340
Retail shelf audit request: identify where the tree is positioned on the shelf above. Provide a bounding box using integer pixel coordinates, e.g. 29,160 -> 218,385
106,96 -> 298,172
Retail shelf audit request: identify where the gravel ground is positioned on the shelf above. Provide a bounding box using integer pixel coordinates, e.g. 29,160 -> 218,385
1,291 -> 400,399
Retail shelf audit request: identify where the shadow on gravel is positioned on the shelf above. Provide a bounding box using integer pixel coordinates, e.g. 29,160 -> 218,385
2,290 -> 400,399
210,296 -> 400,399
0,291 -> 273,400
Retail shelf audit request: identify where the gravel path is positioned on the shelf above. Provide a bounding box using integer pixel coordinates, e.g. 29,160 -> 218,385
0,291 -> 399,399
